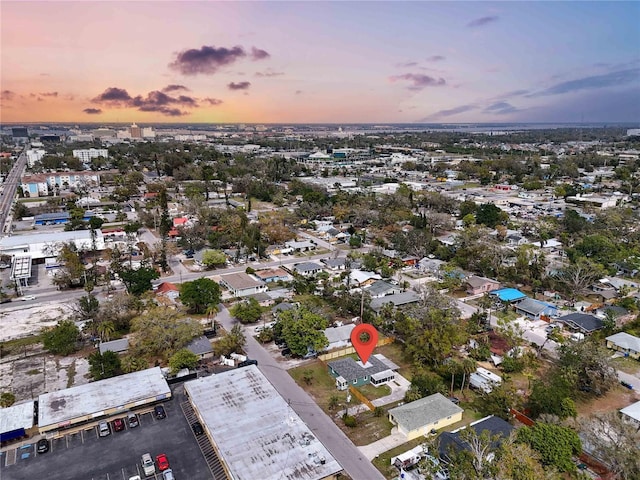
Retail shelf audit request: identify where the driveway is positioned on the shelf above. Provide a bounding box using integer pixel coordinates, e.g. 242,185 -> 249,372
358,428 -> 407,460
216,306 -> 385,480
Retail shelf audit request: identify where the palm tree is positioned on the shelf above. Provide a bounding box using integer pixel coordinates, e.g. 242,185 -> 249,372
121,355 -> 147,373
460,358 -> 477,397
97,320 -> 115,342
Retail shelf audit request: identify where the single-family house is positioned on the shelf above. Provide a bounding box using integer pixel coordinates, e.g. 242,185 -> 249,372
292,262 -> 323,277
324,324 -> 356,351
605,332 -> 640,360
513,297 -> 558,320
155,282 -> 180,305
328,354 -> 399,390
321,258 -> 347,271
219,272 -> 267,298
438,415 -> 514,463
595,305 -> 635,327
388,393 -> 464,440
465,276 -> 500,296
491,288 -> 527,303
186,336 -> 214,360
99,338 -> 129,355
366,280 -> 401,299
418,258 -> 446,276
253,268 -> 292,283
620,401 -> 640,427
285,240 -> 316,252
557,312 -> 604,334
370,291 -> 420,313
271,301 -> 299,318
349,270 -> 382,288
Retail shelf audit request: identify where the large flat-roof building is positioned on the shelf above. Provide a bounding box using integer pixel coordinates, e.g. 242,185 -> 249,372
38,367 -> 170,433
0,230 -> 105,260
184,366 -> 342,480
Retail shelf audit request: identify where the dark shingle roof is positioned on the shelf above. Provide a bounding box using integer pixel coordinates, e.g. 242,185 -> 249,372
558,312 -> 603,333
328,355 -> 396,383
438,415 -> 514,461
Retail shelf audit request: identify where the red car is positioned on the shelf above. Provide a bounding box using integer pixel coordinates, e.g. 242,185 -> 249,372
156,453 -> 170,471
113,418 -> 125,432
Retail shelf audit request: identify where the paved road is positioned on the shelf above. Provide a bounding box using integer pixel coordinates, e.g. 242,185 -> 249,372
216,306 -> 386,480
0,148 -> 27,235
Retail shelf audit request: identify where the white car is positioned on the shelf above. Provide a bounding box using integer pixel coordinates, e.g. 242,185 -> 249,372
21,295 -> 36,301
141,453 -> 156,476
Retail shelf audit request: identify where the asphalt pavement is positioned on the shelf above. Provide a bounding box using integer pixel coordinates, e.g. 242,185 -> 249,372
216,305 -> 386,480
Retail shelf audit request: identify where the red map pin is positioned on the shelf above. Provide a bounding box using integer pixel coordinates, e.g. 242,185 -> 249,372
350,323 -> 378,365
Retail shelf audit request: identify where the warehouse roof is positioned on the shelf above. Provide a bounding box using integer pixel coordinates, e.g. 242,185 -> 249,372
38,367 -> 170,428
184,367 -> 342,480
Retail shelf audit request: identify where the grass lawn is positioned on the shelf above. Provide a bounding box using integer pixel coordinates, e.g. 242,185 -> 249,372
358,383 -> 391,400
611,356 -> 640,375
341,409 -> 394,446
0,334 -> 43,356
375,343 -> 413,381
289,360 -> 338,412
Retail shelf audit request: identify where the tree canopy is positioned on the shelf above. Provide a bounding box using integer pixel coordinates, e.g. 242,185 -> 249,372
42,320 -> 80,355
277,308 -> 329,356
516,423 -> 581,472
169,348 -> 199,374
230,298 -> 263,324
88,350 -> 122,380
179,277 -> 222,314
119,266 -> 159,296
130,308 -> 202,360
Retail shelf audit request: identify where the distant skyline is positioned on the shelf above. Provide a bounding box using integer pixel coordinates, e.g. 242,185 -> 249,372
1,1 -> 639,124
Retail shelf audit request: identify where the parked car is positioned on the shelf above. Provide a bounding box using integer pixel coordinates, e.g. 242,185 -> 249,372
141,453 -> 155,476
113,418 -> 125,432
162,469 -> 175,480
281,348 -> 292,357
20,295 -> 36,301
127,413 -> 139,428
238,359 -> 258,368
98,421 -> 110,437
191,421 -> 204,436
128,477 -> 141,480
154,405 -> 166,419
156,453 -> 170,471
36,438 -> 50,453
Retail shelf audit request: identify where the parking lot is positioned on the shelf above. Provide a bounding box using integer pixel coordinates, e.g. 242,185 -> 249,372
0,390 -> 213,480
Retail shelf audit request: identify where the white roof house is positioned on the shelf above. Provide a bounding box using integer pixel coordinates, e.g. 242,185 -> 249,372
38,367 -> 170,433
219,272 -> 267,298
184,366 -> 342,480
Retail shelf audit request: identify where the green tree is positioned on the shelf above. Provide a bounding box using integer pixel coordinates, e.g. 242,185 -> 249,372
516,423 -> 581,472
119,266 -> 159,296
278,308 -> 329,356
0,392 -> 16,407
201,249 -> 227,268
169,348 -> 199,374
121,355 -> 148,373
88,350 -> 122,380
179,277 -> 222,314
495,438 -> 551,480
214,324 -> 246,357
77,294 -> 100,320
475,203 -> 505,228
230,298 -> 263,324
404,369 -> 446,402
97,320 -> 116,342
130,308 -> 202,360
42,320 -> 80,355
557,339 -> 618,396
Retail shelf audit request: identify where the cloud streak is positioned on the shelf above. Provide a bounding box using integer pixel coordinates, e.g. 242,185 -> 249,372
255,70 -> 284,77
529,68 -> 640,97
483,101 -> 519,115
426,55 -> 445,62
203,97 -> 223,106
169,44 -> 269,75
1,90 -> 15,101
162,84 -> 190,93
390,73 -> 446,91
421,104 -> 477,121
467,16 -> 499,28
83,108 -> 102,114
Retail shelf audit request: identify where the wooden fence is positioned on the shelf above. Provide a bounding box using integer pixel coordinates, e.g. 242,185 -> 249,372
317,336 -> 394,362
348,385 -> 375,411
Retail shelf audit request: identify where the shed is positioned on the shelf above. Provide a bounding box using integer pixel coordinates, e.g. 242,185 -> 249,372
98,338 -> 129,355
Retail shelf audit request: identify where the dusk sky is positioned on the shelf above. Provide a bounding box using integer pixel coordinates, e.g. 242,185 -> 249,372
1,1 -> 639,124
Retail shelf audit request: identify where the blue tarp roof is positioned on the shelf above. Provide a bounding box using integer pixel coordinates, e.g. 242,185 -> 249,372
491,288 -> 527,302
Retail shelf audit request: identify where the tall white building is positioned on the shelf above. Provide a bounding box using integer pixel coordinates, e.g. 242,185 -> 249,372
72,148 -> 109,164
26,149 -> 46,167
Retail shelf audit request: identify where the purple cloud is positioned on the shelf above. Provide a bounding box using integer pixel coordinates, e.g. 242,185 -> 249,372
162,84 -> 190,93
426,55 -> 445,62
83,108 -> 103,114
92,87 -> 132,104
203,97 -> 223,106
228,81 -> 251,90
390,73 -> 446,91
295,90 -> 303,95
92,87 -> 198,116
250,47 -> 270,60
40,92 -> 58,97
169,45 -> 247,75
467,16 -> 499,28
396,61 -> 418,68
1,90 -> 15,101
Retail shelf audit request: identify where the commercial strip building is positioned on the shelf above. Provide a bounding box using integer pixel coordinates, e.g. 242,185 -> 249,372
0,401 -> 35,443
184,366 -> 343,480
0,230 -> 105,260
38,367 -> 170,434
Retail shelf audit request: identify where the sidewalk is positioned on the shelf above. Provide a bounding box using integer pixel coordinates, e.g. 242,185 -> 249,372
358,427 -> 407,460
